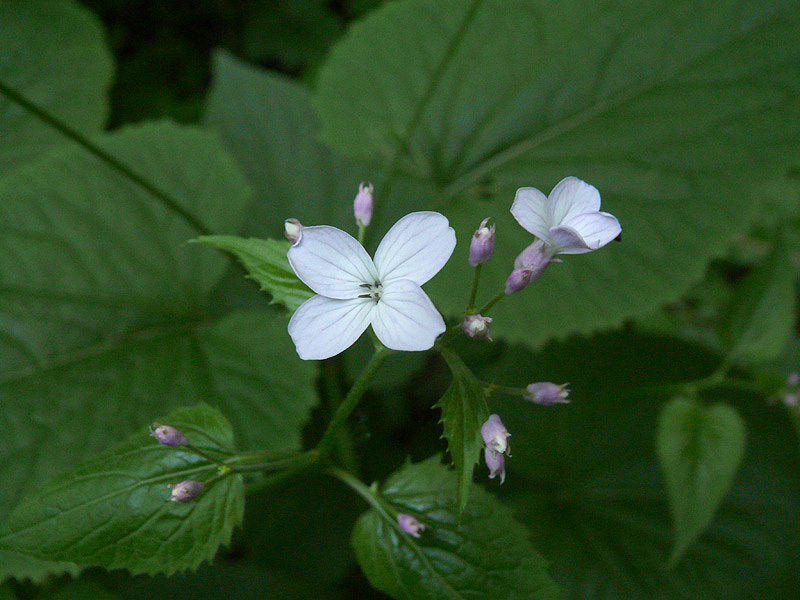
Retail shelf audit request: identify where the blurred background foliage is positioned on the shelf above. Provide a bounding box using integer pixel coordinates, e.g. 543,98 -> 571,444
2,1 -> 800,599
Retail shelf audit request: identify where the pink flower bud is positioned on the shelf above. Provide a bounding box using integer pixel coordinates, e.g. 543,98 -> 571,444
397,513 -> 426,537
783,393 -> 799,408
469,218 -> 495,266
788,372 -> 799,386
525,382 -> 570,406
353,182 -> 374,226
461,314 -> 493,341
481,414 -> 511,456
168,480 -> 205,502
484,447 -> 506,484
149,423 -> 188,447
505,268 -> 533,295
505,240 -> 558,295
284,218 -> 304,244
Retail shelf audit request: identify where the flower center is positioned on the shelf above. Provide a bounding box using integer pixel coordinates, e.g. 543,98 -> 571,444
359,281 -> 383,303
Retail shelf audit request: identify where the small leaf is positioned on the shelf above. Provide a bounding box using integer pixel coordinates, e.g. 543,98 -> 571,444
192,235 -> 313,311
0,404 -> 244,575
352,456 -> 559,600
434,346 -> 490,517
656,397 -> 746,565
720,238 -> 796,365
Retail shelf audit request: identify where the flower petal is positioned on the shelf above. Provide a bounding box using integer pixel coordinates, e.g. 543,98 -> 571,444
287,226 -> 378,299
371,280 -> 445,351
510,186 -> 550,239
549,177 -> 602,226
373,212 -> 456,285
549,211 -> 621,254
288,295 -> 375,360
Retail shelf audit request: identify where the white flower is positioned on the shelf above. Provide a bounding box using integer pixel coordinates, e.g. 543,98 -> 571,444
510,177 -> 621,255
287,212 -> 456,360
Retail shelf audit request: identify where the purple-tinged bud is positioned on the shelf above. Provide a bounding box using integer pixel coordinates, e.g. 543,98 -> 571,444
397,513 -> 426,538
505,268 -> 533,295
783,393 -> 799,408
461,314 -> 493,341
505,240 -> 558,295
484,447 -> 506,484
469,218 -> 495,266
481,414 -> 511,456
284,218 -> 303,244
525,382 -> 570,406
353,182 -> 374,227
788,372 -> 799,386
168,480 -> 205,502
149,423 -> 188,447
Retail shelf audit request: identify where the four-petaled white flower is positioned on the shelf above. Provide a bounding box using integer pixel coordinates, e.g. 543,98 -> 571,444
510,176 -> 621,255
287,212 -> 456,360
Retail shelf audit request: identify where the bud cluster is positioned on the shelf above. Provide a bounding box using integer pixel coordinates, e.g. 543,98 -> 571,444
481,414 -> 511,484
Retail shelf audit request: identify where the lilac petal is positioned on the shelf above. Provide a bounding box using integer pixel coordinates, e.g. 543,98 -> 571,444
373,212 -> 456,285
288,295 -> 375,360
550,211 -> 621,254
371,279 -> 445,351
510,186 -> 550,239
549,177 -> 602,226
288,226 -> 378,299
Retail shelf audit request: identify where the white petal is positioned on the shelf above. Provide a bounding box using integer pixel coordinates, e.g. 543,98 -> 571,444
549,177 -> 602,226
371,280 -> 445,351
510,187 -> 550,240
287,226 -> 378,299
373,212 -> 456,285
288,295 -> 375,360
549,211 -> 621,254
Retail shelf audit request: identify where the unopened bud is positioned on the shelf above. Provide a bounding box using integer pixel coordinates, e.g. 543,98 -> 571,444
784,393 -> 799,408
284,218 -> 304,244
525,382 -> 570,406
481,414 -> 511,456
484,447 -> 506,484
505,241 -> 557,295
469,218 -> 495,266
353,182 -> 374,227
505,268 -> 533,295
149,423 -> 188,447
788,372 -> 799,386
461,314 -> 493,341
397,513 -> 426,538
168,480 -> 205,502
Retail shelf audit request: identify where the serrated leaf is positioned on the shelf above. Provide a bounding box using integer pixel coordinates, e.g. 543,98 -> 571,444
720,238 -> 796,365
192,236 -> 313,310
656,397 -> 747,565
434,346 -> 490,517
313,0 -> 800,346
352,456 -> 559,600
0,404 -> 244,575
0,0 -> 113,174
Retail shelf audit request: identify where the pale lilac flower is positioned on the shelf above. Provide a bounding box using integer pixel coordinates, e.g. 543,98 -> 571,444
511,177 -> 621,255
353,182 -> 374,226
783,393 -> 799,408
149,423 -> 188,447
481,414 -> 511,457
469,218 -> 495,266
284,218 -> 303,243
461,314 -> 493,341
505,240 -> 558,294
168,480 -> 204,502
397,513 -> 426,537
484,447 -> 506,484
788,372 -> 799,386
525,382 -> 570,406
287,212 -> 456,360
505,268 -> 533,295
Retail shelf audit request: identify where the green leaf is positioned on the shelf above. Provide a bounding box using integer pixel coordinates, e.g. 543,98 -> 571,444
719,238 -> 796,365
39,581 -> 122,600
0,0 -> 113,174
352,456 -> 559,600
313,0 -> 800,346
192,236 -> 313,311
0,552 -> 79,586
656,397 -> 747,566
475,331 -> 800,599
0,404 -> 244,575
434,346 -> 490,517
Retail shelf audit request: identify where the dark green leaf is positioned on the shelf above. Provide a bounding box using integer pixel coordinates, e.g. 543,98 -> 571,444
656,397 -> 747,565
434,346 -> 490,516
39,581 -> 122,600
0,0 -> 113,174
0,404 -> 244,575
192,236 -> 312,311
352,456 -> 559,600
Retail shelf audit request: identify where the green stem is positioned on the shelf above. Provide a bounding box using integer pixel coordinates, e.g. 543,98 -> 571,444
322,358 -> 361,474
0,78 -> 211,236
477,290 -> 505,315
317,345 -> 391,456
357,223 -> 367,245
184,444 -> 228,469
224,449 -> 319,473
484,383 -> 528,397
467,264 -> 482,312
